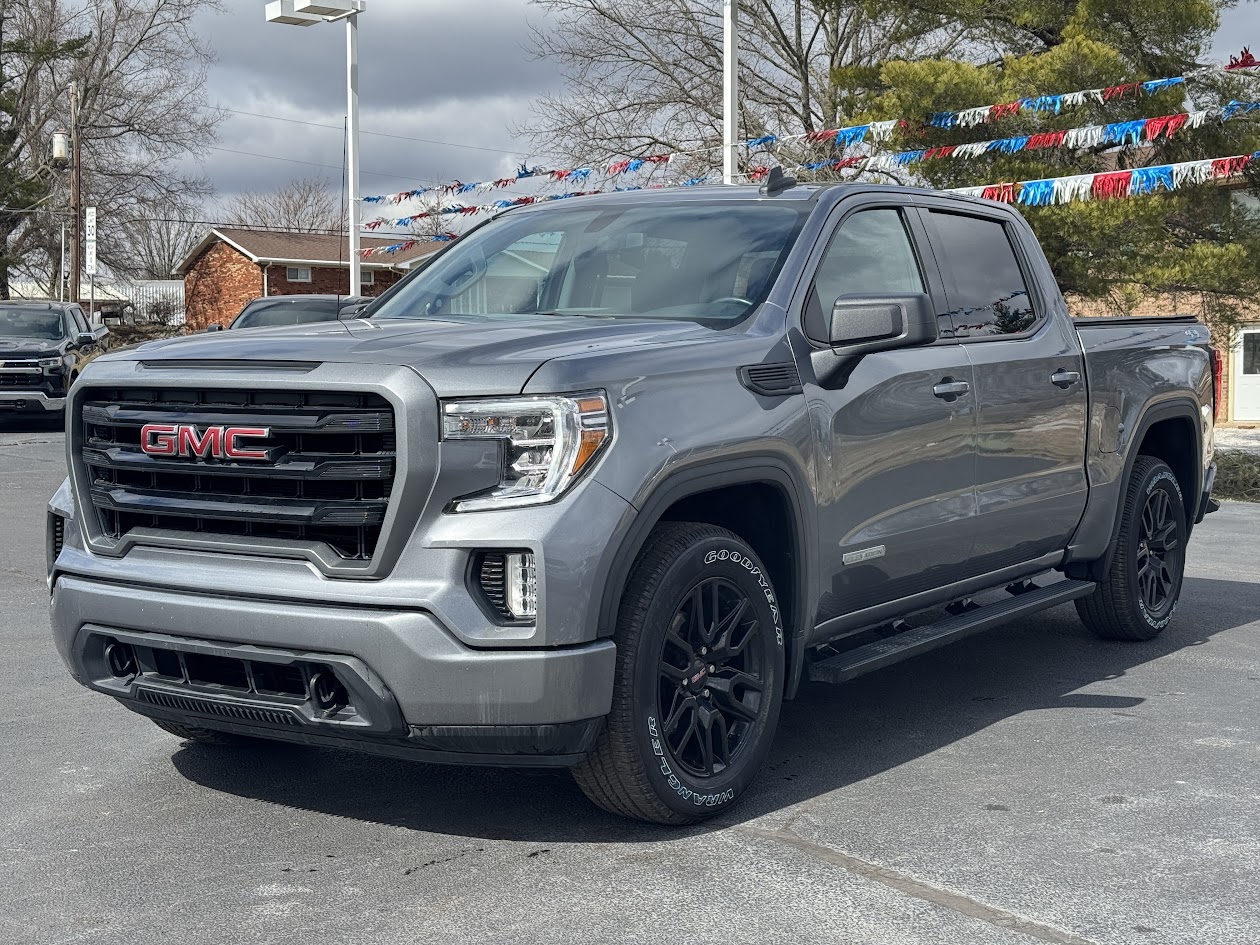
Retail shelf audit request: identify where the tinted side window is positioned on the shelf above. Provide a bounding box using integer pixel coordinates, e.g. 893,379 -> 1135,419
928,212 -> 1038,338
69,308 -> 89,334
806,209 -> 924,342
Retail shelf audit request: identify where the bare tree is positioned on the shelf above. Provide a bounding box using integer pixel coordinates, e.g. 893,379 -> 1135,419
0,0 -> 224,298
119,204 -> 204,280
222,176 -> 344,234
523,0 -> 964,173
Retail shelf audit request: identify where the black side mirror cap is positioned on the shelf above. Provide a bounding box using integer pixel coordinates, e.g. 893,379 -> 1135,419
74,332 -> 96,346
828,293 -> 938,354
205,324 -> 223,333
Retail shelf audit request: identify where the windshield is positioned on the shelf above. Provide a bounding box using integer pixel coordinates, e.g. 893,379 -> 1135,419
370,201 -> 807,324
232,299 -> 341,329
0,308 -> 67,340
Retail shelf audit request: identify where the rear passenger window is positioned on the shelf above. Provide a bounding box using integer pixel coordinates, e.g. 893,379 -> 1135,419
928,212 -> 1038,338
69,308 -> 89,333
806,209 -> 924,342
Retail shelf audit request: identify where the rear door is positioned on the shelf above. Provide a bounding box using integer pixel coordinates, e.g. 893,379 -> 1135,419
921,204 -> 1088,570
795,197 -> 979,630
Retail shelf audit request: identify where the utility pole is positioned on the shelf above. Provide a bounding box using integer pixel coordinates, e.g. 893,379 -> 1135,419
69,81 -> 81,304
722,0 -> 740,185
346,9 -> 361,293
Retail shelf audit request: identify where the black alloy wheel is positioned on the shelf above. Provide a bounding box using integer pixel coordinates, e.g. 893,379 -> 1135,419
1136,484 -> 1180,619
657,577 -> 766,779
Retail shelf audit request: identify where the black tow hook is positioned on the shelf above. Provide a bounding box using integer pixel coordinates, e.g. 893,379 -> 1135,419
309,670 -> 349,714
104,641 -> 137,678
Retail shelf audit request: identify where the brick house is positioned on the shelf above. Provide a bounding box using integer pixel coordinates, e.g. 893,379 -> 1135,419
175,228 -> 443,330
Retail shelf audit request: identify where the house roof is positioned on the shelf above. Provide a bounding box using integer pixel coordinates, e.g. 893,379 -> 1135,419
175,227 -> 445,275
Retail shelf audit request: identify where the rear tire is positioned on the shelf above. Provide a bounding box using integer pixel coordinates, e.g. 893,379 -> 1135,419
150,718 -> 254,746
1076,456 -> 1187,641
573,522 -> 785,824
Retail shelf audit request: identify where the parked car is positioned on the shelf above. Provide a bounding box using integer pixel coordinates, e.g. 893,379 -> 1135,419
0,300 -> 108,414
209,295 -> 372,331
48,179 -> 1217,824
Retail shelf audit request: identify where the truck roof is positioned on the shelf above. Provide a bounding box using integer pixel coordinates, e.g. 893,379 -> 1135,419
516,180 -> 981,209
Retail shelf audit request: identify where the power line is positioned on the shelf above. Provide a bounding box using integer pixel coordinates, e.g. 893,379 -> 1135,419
217,107 -> 528,157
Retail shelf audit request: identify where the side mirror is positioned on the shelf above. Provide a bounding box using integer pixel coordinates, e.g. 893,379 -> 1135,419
205,324 -> 223,333
829,293 -> 938,354
74,332 -> 96,347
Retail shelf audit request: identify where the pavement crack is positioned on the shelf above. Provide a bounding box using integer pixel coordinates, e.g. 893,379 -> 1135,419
737,825 -> 1098,945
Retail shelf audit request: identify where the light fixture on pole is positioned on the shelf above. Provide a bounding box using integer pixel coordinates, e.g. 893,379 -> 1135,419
266,0 -> 366,292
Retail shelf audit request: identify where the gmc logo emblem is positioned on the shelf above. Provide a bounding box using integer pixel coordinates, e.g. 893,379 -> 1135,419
140,423 -> 272,461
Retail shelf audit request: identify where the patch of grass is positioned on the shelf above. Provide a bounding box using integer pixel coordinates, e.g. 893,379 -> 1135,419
1214,450 -> 1260,502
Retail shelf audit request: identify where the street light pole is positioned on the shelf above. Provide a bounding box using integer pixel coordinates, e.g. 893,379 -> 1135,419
346,10 -> 361,293
69,81 -> 81,303
722,0 -> 740,185
266,1 -> 366,293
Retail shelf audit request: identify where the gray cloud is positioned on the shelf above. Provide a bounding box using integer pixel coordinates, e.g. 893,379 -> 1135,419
192,0 -> 564,206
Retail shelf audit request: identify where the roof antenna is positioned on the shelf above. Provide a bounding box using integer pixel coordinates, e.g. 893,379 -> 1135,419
759,166 -> 797,197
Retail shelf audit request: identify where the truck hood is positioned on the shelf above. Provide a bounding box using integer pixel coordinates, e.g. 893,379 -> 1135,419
99,315 -> 711,396
0,338 -> 63,358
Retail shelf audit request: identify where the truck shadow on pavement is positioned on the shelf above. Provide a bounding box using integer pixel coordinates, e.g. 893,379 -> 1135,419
170,575 -> 1251,842
0,412 -> 64,435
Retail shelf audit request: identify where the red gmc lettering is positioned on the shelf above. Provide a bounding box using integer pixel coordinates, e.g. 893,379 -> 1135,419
178,425 -> 222,458
224,427 -> 271,460
140,423 -> 179,456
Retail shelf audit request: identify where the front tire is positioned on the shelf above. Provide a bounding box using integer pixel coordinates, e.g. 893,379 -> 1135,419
1076,456 -> 1187,641
574,522 -> 785,824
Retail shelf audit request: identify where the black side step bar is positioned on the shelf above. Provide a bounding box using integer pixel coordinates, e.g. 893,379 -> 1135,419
807,579 -> 1096,684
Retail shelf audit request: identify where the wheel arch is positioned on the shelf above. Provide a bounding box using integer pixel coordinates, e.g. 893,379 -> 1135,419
1068,398 -> 1202,581
594,457 -> 816,700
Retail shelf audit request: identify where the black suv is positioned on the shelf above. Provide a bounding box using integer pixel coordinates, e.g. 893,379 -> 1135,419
0,301 -> 108,413
213,295 -> 372,331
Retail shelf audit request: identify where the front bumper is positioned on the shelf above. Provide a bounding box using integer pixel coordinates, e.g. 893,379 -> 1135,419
52,575 -> 616,765
0,391 -> 65,411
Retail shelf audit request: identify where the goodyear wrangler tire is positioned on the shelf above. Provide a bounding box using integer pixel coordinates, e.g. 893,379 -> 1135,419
1076,456 -> 1188,641
574,522 -> 784,824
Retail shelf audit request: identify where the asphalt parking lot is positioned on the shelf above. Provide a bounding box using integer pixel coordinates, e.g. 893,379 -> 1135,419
3,416 -> 1258,945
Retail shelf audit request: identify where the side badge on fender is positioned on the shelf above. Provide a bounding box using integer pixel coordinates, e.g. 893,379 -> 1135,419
842,545 -> 886,566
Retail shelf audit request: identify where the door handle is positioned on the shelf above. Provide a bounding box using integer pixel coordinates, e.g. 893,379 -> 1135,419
1050,369 -> 1082,389
932,378 -> 970,400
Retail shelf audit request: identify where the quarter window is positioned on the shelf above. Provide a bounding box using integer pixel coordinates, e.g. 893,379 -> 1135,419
928,212 -> 1038,338
286,266 -> 312,283
806,208 -> 924,342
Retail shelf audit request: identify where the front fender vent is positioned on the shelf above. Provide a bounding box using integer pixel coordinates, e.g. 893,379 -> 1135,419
739,363 -> 803,397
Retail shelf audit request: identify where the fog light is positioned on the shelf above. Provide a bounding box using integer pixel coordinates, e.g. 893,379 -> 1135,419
505,552 -> 537,619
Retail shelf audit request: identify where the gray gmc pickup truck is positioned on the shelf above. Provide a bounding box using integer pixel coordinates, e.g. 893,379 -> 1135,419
47,178 -> 1218,824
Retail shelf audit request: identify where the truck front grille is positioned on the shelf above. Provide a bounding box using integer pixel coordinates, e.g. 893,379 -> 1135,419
79,386 -> 397,560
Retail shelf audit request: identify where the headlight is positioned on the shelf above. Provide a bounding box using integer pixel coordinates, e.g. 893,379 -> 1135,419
39,357 -> 63,368
443,393 -> 611,511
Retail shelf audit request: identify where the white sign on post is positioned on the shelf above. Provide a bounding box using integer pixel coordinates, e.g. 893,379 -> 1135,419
84,207 -> 98,276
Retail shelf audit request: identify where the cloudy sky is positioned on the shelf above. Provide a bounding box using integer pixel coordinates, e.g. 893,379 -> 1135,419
195,0 -> 565,207
192,0 -> 1260,211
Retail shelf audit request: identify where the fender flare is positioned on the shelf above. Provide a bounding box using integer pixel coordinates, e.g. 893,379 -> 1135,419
591,455 -> 817,699
1069,397 -> 1202,580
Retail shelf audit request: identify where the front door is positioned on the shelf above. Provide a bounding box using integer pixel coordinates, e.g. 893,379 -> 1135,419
1234,329 -> 1260,421
922,206 -> 1089,569
795,203 -> 978,633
